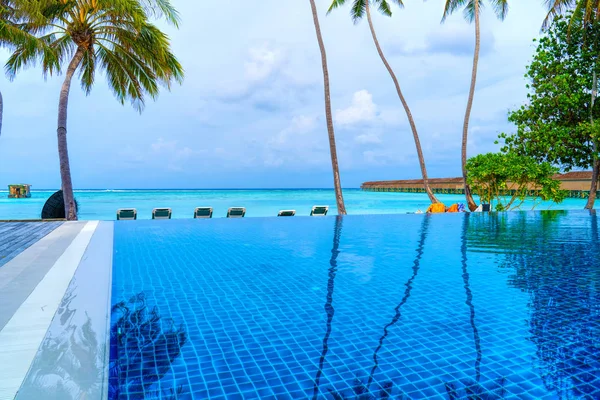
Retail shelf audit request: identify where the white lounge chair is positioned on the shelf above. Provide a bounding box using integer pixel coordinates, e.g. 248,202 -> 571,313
227,207 -> 246,218
194,207 -> 213,219
117,208 -> 137,220
152,208 -> 172,220
278,210 -> 296,217
310,206 -> 328,216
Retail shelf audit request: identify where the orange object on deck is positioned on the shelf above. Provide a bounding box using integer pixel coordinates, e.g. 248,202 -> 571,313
426,203 -> 446,213
447,204 -> 459,213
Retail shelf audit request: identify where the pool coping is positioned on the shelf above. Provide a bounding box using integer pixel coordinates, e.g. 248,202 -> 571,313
15,221 -> 114,400
0,219 -> 67,223
0,222 -> 85,331
0,221 -> 102,400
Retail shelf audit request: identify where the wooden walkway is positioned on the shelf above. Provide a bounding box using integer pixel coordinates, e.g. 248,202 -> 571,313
0,222 -> 63,268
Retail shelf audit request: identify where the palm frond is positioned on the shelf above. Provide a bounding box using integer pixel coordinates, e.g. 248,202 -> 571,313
328,0 -> 403,22
543,0 -> 576,29
327,0 -> 348,15
377,0 -> 393,17
390,0 -> 404,9
140,0 -> 180,26
350,0 -> 367,23
79,46 -> 95,94
463,0 -> 483,23
4,0 -> 183,111
491,0 -> 508,20
4,33 -> 62,80
441,0 -> 467,22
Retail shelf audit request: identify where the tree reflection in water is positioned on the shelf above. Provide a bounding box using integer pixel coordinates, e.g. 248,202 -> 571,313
17,287 -> 104,399
313,216 -> 344,399
443,213 -> 507,399
323,215 -> 430,399
497,211 -> 600,398
109,292 -> 188,399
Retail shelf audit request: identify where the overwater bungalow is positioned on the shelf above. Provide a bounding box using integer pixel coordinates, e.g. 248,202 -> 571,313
8,184 -> 31,198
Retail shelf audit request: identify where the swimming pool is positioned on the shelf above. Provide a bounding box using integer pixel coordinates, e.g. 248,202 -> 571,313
108,211 -> 600,399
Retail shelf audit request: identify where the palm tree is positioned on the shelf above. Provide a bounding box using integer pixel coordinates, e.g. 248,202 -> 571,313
543,0 -> 599,29
328,0 -> 439,204
4,0 -> 183,220
441,0 -> 508,211
309,0 -> 347,215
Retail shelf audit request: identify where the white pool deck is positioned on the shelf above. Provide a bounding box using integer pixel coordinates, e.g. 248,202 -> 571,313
0,221 -> 112,400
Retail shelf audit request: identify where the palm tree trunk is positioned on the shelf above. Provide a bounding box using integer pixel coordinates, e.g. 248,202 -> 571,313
586,159 -> 600,209
365,1 -> 439,204
586,70 -> 598,209
58,48 -> 85,221
462,2 -> 481,212
309,0 -> 347,215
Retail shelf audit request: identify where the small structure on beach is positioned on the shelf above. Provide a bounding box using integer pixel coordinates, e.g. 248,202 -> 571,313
8,184 -> 31,198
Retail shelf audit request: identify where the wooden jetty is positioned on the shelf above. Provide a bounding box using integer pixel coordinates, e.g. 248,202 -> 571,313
361,171 -> 598,199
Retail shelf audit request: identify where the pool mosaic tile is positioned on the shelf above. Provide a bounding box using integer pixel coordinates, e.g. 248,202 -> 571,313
110,211 -> 600,399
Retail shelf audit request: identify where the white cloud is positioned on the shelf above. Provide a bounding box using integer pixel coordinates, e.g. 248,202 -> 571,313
269,115 -> 317,147
335,90 -> 377,126
355,132 -> 382,144
244,44 -> 284,83
263,114 -> 330,168
388,23 -> 495,57
151,138 -> 177,152
378,108 -> 406,126
288,115 -> 316,133
149,138 -> 204,171
0,0 -> 551,188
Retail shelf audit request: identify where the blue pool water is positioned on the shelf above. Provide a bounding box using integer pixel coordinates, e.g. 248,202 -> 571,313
0,189 -> 590,220
109,211 -> 600,399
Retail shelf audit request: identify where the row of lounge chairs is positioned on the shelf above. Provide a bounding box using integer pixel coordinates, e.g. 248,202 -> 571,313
116,206 -> 329,220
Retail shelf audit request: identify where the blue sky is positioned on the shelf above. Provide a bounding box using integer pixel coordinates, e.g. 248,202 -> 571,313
0,0 -> 547,189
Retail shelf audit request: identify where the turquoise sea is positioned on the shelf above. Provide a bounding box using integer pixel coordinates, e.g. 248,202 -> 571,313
0,189 -> 590,220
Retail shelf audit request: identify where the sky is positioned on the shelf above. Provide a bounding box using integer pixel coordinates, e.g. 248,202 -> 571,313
0,0 -> 549,189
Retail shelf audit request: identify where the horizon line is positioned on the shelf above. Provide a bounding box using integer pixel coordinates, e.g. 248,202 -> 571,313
1,187 -> 363,191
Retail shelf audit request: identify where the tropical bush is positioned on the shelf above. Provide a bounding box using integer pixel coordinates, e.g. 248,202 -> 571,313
465,152 -> 567,211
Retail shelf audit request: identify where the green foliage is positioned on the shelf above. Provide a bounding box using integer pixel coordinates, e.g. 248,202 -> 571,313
543,0 -> 600,30
466,152 -> 567,211
0,1 -> 44,51
2,0 -> 184,112
499,13 -> 600,172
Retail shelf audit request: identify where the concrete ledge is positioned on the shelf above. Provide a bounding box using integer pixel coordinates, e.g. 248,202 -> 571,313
0,219 -> 66,223
0,221 -> 98,400
16,221 -> 114,400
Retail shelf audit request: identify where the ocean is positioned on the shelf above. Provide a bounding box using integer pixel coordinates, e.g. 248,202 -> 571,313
0,189 -> 590,220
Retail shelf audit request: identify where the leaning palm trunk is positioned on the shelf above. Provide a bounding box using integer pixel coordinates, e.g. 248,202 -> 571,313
586,70 -> 598,209
57,48 -> 85,221
587,158 -> 600,209
309,0 -> 347,214
365,0 -> 439,204
462,1 -> 481,212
